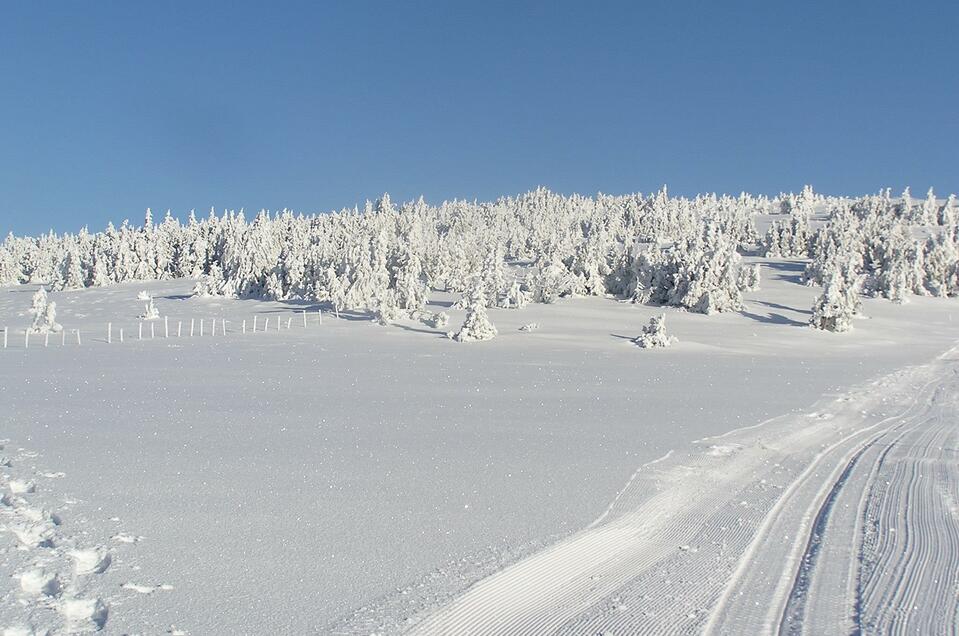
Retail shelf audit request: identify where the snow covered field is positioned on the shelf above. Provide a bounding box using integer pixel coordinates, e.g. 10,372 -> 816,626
1,256 -> 958,633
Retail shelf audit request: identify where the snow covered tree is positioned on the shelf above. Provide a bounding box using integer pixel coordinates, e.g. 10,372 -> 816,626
810,274 -> 858,332
923,233 -> 958,296
52,244 -> 85,291
391,247 -> 429,314
372,290 -> 403,325
920,188 -> 939,225
529,253 -> 573,303
737,263 -> 761,292
500,279 -> 529,309
633,314 -> 677,348
29,287 -> 61,334
140,297 -> 160,320
762,214 -> 810,257
426,311 -> 449,328
479,247 -> 510,307
453,280 -> 497,342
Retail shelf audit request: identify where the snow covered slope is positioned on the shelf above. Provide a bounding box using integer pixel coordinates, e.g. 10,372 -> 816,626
0,260 -> 957,633
406,345 -> 959,635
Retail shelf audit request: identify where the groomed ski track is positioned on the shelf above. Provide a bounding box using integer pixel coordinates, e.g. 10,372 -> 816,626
407,345 -> 959,635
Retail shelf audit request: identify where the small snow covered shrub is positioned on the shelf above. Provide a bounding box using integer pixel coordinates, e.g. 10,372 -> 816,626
140,297 -> 160,320
453,282 -> 497,342
519,322 -> 539,332
633,314 -> 677,348
136,290 -> 152,301
426,311 -> 449,328
29,287 -> 62,334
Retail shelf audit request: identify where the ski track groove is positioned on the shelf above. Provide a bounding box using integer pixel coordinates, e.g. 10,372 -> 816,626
404,346 -> 959,636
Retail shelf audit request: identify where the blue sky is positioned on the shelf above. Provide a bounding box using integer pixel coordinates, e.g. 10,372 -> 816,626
1,1 -> 955,236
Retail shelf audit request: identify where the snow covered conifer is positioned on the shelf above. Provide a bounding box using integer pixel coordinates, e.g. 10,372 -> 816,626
898,187 -> 912,220
454,280 -> 497,342
141,297 -> 160,320
392,247 -> 429,314
427,311 -> 449,328
923,233 -> 958,296
29,287 -> 61,334
921,188 -> 939,225
737,263 -> 761,292
373,291 -> 402,325
57,245 -> 85,290
500,279 -> 529,309
480,248 -> 509,307
633,314 -> 677,348
810,274 -> 857,332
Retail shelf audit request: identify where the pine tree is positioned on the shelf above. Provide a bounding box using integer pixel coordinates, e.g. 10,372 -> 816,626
29,287 -> 62,333
454,280 -> 498,342
810,274 -> 857,332
633,314 -> 678,348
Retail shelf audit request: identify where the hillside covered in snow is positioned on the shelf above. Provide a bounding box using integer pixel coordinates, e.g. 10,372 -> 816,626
1,186 -> 958,634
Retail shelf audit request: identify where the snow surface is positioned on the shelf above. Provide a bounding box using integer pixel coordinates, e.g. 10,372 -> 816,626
0,259 -> 957,633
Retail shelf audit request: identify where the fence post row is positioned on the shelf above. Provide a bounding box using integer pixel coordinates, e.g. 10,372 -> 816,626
6,310 -> 321,351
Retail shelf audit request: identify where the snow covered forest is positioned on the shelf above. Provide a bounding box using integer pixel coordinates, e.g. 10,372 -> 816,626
2,186 -> 956,334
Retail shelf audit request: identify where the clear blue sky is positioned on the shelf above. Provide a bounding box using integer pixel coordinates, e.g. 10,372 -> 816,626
1,1 -> 956,236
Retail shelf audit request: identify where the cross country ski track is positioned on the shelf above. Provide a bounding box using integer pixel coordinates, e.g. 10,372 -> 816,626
405,345 -> 959,636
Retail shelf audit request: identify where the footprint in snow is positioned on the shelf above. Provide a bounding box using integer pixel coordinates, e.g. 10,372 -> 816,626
18,507 -> 61,526
10,522 -> 56,548
69,548 -> 112,575
18,569 -> 61,597
59,597 -> 108,631
8,480 -> 36,495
